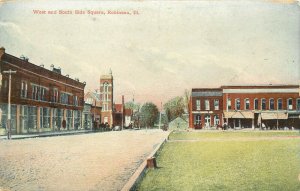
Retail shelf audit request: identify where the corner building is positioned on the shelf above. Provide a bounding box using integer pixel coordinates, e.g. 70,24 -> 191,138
0,47 -> 85,134
189,84 -> 300,129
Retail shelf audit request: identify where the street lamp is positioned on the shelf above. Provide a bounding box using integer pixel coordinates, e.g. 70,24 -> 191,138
3,69 -> 17,139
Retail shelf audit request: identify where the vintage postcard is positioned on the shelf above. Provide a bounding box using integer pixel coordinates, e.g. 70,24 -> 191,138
0,0 -> 299,190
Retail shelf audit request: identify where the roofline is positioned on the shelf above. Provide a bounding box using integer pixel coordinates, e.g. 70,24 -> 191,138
3,53 -> 86,86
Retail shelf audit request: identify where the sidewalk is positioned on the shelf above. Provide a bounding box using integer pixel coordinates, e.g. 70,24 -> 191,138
0,129 -> 93,140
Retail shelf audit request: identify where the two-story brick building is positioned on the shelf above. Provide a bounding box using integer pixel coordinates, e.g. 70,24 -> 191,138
0,47 -> 85,134
189,88 -> 223,129
189,84 -> 300,129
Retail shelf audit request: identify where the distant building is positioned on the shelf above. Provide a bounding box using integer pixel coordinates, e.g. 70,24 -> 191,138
99,69 -> 114,127
189,84 -> 300,129
0,47 -> 85,134
124,108 -> 133,127
189,88 -> 223,129
84,91 -> 102,129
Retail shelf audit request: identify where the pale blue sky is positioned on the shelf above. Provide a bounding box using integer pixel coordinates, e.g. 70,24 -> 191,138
0,0 -> 299,105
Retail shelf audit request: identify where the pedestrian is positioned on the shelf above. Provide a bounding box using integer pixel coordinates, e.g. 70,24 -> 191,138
62,119 -> 66,130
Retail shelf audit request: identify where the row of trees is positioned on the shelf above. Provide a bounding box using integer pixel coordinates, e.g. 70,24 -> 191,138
124,89 -> 190,128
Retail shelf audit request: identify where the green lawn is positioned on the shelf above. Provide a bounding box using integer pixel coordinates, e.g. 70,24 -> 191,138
169,131 -> 300,140
137,132 -> 300,191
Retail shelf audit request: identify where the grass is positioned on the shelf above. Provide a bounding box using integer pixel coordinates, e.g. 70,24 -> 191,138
169,131 -> 300,140
137,131 -> 300,191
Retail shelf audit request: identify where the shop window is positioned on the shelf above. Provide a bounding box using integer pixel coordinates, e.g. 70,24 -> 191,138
194,115 -> 201,125
297,99 -> 300,111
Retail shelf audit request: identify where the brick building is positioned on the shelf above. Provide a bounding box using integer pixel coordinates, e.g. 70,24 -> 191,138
0,47 -> 85,134
99,70 -> 114,127
189,88 -> 223,129
189,84 -> 300,129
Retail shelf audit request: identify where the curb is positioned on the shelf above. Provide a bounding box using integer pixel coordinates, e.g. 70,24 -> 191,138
121,131 -> 171,191
0,130 -> 96,140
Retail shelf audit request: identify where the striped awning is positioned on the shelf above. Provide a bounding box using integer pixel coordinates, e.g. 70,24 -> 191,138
224,111 -> 254,119
261,112 -> 288,120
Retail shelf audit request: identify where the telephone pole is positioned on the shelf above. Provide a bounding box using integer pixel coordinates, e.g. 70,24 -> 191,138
3,69 -> 17,139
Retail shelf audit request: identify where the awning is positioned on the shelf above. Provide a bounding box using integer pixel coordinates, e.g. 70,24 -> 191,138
224,111 -> 254,119
261,112 -> 288,120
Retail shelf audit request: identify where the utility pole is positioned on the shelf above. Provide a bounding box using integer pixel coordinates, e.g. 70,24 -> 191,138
3,69 -> 17,139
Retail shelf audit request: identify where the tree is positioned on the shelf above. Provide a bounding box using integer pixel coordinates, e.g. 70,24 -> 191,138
183,89 -> 191,113
163,96 -> 185,122
140,102 -> 159,128
125,101 -> 140,112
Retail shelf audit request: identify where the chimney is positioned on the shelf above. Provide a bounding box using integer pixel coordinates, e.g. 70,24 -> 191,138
0,47 -> 5,59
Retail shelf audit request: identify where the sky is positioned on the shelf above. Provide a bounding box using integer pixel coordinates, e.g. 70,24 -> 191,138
0,0 -> 299,106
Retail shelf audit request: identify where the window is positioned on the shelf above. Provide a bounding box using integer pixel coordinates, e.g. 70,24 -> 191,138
269,98 -> 274,110
245,98 -> 250,110
214,115 -> 220,125
254,99 -> 258,110
261,98 -> 266,110
60,92 -> 70,104
40,87 -> 47,101
277,99 -> 282,110
194,115 -> 201,125
66,110 -> 73,129
287,98 -> 293,110
32,85 -> 39,100
102,103 -> 108,111
104,82 -> 109,93
196,99 -> 200,110
235,99 -> 240,110
214,99 -> 219,110
227,99 -> 231,110
297,99 -> 300,111
40,107 -> 50,128
205,100 -> 210,110
74,96 -> 78,106
20,81 -> 28,98
52,89 -> 58,103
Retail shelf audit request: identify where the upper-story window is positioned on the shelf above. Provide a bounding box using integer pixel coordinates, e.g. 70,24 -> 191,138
245,98 -> 250,110
52,88 -> 59,103
40,87 -> 47,101
261,98 -> 266,110
60,92 -> 69,105
32,85 -> 39,100
104,82 -> 109,93
269,98 -> 274,110
227,99 -> 231,110
214,99 -> 219,110
74,96 -> 78,106
287,98 -> 293,110
20,81 -> 28,98
297,99 -> 300,111
235,99 -> 240,110
277,98 -> 283,110
103,82 -> 109,101
196,99 -> 200,110
254,99 -> 258,110
205,100 -> 210,110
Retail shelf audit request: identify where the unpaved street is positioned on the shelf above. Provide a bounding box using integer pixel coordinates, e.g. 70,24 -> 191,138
0,129 -> 169,191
